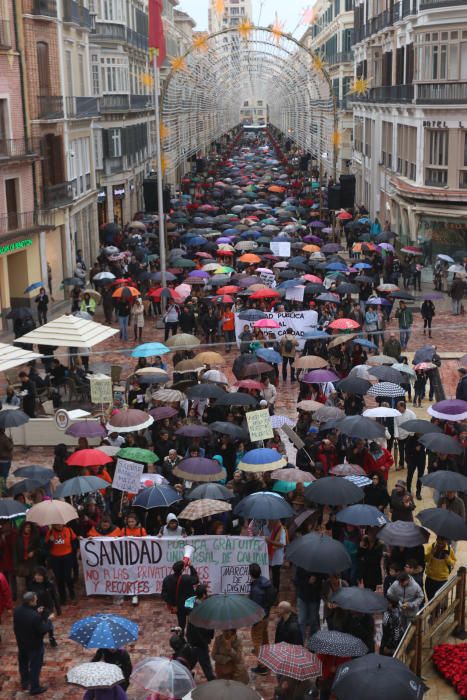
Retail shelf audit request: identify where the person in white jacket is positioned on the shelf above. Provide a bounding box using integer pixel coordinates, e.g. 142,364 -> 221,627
262,377 -> 277,414
394,400 -> 416,470
386,572 -> 424,627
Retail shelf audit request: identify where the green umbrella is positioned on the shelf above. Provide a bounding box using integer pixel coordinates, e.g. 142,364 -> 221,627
188,593 -> 264,630
117,448 -> 159,463
171,258 -> 196,269
272,480 -> 312,494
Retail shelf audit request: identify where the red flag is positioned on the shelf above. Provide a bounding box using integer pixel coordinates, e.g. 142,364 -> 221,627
149,0 -> 166,68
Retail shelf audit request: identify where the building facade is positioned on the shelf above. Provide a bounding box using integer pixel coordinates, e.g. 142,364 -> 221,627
351,0 -> 467,258
239,98 -> 268,125
301,0 -> 354,177
208,0 -> 252,34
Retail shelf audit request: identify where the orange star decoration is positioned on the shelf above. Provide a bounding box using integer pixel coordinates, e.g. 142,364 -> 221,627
331,131 -> 342,148
271,17 -> 285,45
312,54 -> 325,73
169,56 -> 187,73
214,0 -> 225,17
237,19 -> 253,41
192,34 -> 209,53
160,123 -> 170,141
140,72 -> 154,88
349,77 -> 370,95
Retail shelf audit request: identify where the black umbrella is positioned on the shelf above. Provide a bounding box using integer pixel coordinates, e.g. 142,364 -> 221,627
232,354 -> 257,380
419,433 -> 463,455
391,291 -> 415,300
332,416 -> 386,439
401,420 -> 442,435
0,498 -> 27,520
308,630 -> 368,657
237,310 -> 267,322
216,392 -> 258,407
336,283 -> 359,295
421,471 -> 467,492
186,385 -> 226,400
332,654 -> 426,700
368,366 -> 404,384
286,533 -> 351,573
189,594 -> 264,630
0,410 -> 30,429
304,477 -> 363,506
209,422 -> 248,440
336,377 -> 371,395
10,477 -> 51,496
418,507 -> 467,540
330,587 -> 388,614
187,483 -> 234,501
413,345 -> 436,365
354,275 -> 374,284
62,277 -> 85,287
377,521 -> 430,547
6,307 -> 33,321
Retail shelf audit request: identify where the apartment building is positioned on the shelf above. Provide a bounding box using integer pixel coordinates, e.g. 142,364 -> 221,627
240,98 -> 268,125
351,0 -> 467,258
301,0 -> 354,176
208,0 -> 252,33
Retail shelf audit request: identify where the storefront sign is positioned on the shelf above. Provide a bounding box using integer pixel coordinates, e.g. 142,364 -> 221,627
80,535 -> 269,596
0,238 -> 32,256
235,310 -> 318,350
97,190 -> 107,203
246,409 -> 274,442
113,186 -> 125,199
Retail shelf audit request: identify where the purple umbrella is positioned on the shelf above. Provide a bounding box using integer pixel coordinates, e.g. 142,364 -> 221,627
302,369 -> 340,384
321,243 -> 343,253
303,235 -> 323,244
189,270 -> 210,278
175,425 -> 211,438
422,292 -> 444,301
309,221 -> 326,229
378,243 -> 394,252
173,457 -> 225,482
149,406 -> 179,421
216,237 -> 234,244
65,422 -> 107,438
428,399 -> 467,421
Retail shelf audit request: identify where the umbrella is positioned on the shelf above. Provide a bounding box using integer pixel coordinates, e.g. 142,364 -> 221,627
302,369 -> 340,384
116,448 -> 159,465
258,643 -> 322,680
63,277 -> 85,287
286,533 -> 351,573
166,333 -> 201,349
69,613 -> 139,648
235,379 -> 264,391
367,382 -> 405,398
209,422 -> 247,440
237,448 -> 287,473
0,498 -> 27,519
131,342 -> 170,357
6,307 -> 33,320
368,366 -> 404,384
297,400 -> 323,412
363,407 -> 401,418
152,389 -> 185,403
336,504 -> 388,527
188,593 -> 264,629
238,309 -> 268,321
330,415 -> 386,439
241,361 -> 274,377
412,345 -> 436,365
401,419 -> 442,435
54,476 -> 110,498
195,351 -> 225,365
174,359 -> 205,373
332,653 -> 426,700
418,507 -> 467,540
106,409 -> 154,433
178,499 -> 232,520
67,662 -> 124,689
271,467 -> 315,483
235,491 -> 294,520
0,410 -> 29,429
175,424 -> 211,439
427,399 -> 467,421
377,521 -> 430,547
24,281 -> 44,294
133,484 -> 182,509
112,286 -> 139,299
216,392 -> 257,407
420,471 -> 467,492
26,501 -> 78,526
15,465 -> 54,480
149,406 -> 179,421
295,356 -> 328,370
187,483 -> 234,500
328,318 -> 360,330
203,369 -> 229,384
192,680 -> 261,700
65,421 -> 107,438
344,474 -> 372,487
173,457 -> 225,483
304,477 -> 363,506
419,433 -> 463,455
314,405 -> 345,423
309,630 -> 368,657
66,448 -> 112,468
138,372 -> 170,385
330,587 -> 388,613
187,384 -> 225,400
330,463 -> 367,477
336,377 -> 371,394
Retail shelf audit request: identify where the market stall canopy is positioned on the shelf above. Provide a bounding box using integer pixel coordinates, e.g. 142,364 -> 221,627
0,342 -> 42,373
14,314 -> 118,348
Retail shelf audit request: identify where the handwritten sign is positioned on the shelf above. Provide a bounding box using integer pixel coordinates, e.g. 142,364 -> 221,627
90,376 -> 113,404
112,458 -> 144,493
270,242 -> 291,257
235,310 -> 318,350
259,270 -> 276,288
285,285 -> 305,302
80,536 -> 269,596
246,408 -> 274,442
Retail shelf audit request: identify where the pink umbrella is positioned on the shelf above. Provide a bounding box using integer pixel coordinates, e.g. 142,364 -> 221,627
175,284 -> 191,300
253,318 -> 281,329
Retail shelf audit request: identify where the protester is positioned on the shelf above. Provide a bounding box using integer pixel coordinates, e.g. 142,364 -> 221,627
45,524 -> 77,605
249,562 -> 275,675
28,566 -> 61,647
424,537 -> 456,600
274,600 -> 303,645
186,584 -> 215,681
279,328 -> 298,381
13,591 -> 53,695
211,629 -> 249,683
386,572 -> 424,626
161,561 -> 199,632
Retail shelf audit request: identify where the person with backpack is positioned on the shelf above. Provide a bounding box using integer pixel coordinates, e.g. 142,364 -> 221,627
161,561 -> 199,633
279,328 -> 298,381
249,562 -> 276,675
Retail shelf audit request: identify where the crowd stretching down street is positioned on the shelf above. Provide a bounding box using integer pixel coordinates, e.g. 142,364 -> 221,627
0,129 -> 466,700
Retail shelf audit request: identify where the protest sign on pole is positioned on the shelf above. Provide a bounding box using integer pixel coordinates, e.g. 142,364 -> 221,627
259,270 -> 276,288
235,310 -> 318,350
112,458 -> 144,493
246,408 -> 274,442
90,376 -> 113,405
270,241 -> 291,257
80,536 -> 269,596
285,286 -> 305,302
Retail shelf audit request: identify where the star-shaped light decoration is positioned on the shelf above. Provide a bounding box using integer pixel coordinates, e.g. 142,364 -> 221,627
169,56 -> 187,73
312,53 -> 325,73
331,130 -> 342,148
214,0 -> 225,17
192,33 -> 209,53
140,72 -> 154,88
237,19 -> 253,41
300,6 -> 317,25
349,77 -> 370,95
160,123 -> 170,141
271,16 -> 285,45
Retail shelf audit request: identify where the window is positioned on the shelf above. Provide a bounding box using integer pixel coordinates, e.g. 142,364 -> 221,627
425,129 -> 448,186
93,130 -> 103,170
91,56 -> 100,95
110,128 -> 122,157
354,116 -> 363,153
36,41 -> 51,96
100,55 -> 129,93
102,0 -> 124,22
381,121 -> 393,169
364,118 -> 372,158
78,54 -> 85,96
397,125 -> 417,181
65,50 -> 73,96
345,0 -> 353,10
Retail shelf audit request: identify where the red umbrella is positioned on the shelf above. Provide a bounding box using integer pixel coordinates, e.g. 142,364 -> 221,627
328,318 -> 360,330
235,379 -> 264,390
111,278 -> 133,286
336,211 -> 353,220
66,449 -> 112,468
303,274 -> 323,283
195,252 -> 213,259
330,463 -> 367,477
148,288 -> 183,303
258,642 -> 321,681
217,286 -> 240,294
250,289 -> 281,299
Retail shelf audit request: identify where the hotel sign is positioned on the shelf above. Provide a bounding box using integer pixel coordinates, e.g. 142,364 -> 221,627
0,238 -> 33,256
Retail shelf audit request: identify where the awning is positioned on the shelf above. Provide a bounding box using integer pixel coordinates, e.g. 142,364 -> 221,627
0,343 -> 42,373
14,314 -> 118,348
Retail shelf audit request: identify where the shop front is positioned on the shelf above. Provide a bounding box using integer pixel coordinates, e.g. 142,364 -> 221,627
97,188 -> 107,228
417,215 -> 467,265
112,184 -> 125,226
0,234 -> 42,331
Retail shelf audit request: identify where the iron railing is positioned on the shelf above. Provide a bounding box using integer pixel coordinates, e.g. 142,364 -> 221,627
31,0 -> 57,17
100,94 -> 130,112
416,82 -> 467,104
43,182 -> 73,208
65,96 -> 99,117
130,94 -> 154,110
37,96 -> 64,119
0,138 -> 39,159
350,84 -> 414,103
0,210 -> 55,241
92,21 -> 126,41
420,0 -> 465,6
62,0 -> 92,28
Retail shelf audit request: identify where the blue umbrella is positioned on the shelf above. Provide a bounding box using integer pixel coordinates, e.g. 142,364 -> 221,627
278,279 -> 302,289
15,465 -> 54,480
131,342 -> 170,357
24,281 -> 44,294
354,262 -> 372,269
256,348 -> 282,364
237,448 -> 286,473
54,476 -> 110,498
336,504 -> 389,527
238,309 -> 267,322
235,491 -> 294,520
133,484 -> 181,509
303,330 -> 331,340
351,338 -> 377,349
325,262 -> 348,271
69,614 -> 139,648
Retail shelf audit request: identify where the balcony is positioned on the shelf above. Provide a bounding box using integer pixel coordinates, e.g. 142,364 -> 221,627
92,21 -> 126,42
130,94 -> 154,110
351,84 -> 414,103
43,182 -> 73,209
0,138 -> 40,160
30,0 -> 57,17
353,0 -> 417,43
37,95 -> 64,120
126,27 -> 148,51
325,51 -> 354,67
0,210 -> 55,242
100,94 -> 130,112
416,82 -> 467,104
65,96 -> 99,118
62,0 -> 92,29
420,0 -> 465,7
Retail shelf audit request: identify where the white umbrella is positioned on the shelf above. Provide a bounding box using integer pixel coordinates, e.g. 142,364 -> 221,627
97,445 -> 120,457
15,314 -> 118,348
67,662 -> 124,689
363,407 -> 401,418
93,271 -> 116,281
26,501 -> 78,526
448,264 -> 466,274
0,343 -> 42,373
202,369 -> 229,385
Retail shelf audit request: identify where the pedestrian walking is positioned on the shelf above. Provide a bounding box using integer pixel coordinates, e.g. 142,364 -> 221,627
34,288 -> 49,326
449,275 -> 464,316
421,299 -> 435,338
279,328 -> 298,381
395,301 -> 413,350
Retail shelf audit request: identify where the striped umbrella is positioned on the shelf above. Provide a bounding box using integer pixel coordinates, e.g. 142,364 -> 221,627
367,382 -> 405,398
258,643 -> 321,680
177,499 -> 232,520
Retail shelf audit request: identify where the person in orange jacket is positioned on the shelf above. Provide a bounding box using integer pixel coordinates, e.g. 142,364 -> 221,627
87,514 -> 121,538
45,524 -> 77,604
363,441 -> 394,483
120,513 -> 146,606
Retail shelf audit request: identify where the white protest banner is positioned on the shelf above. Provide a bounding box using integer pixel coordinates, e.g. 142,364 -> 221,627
285,286 -> 305,302
270,241 -> 291,257
246,408 -> 274,442
80,536 -> 269,596
112,458 -> 144,493
235,310 -> 318,350
90,376 -> 113,404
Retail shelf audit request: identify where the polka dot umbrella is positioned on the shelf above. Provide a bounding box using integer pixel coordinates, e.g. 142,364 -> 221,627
69,613 -> 139,649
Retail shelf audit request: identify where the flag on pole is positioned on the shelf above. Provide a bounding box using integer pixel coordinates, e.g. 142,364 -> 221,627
149,0 -> 166,68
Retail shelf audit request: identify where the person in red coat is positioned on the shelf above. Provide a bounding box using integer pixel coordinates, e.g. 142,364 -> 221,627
0,571 -> 13,641
316,439 -> 339,475
363,441 -> 394,483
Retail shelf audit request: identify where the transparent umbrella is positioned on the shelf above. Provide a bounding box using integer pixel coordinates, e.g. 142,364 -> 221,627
131,657 -> 196,698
